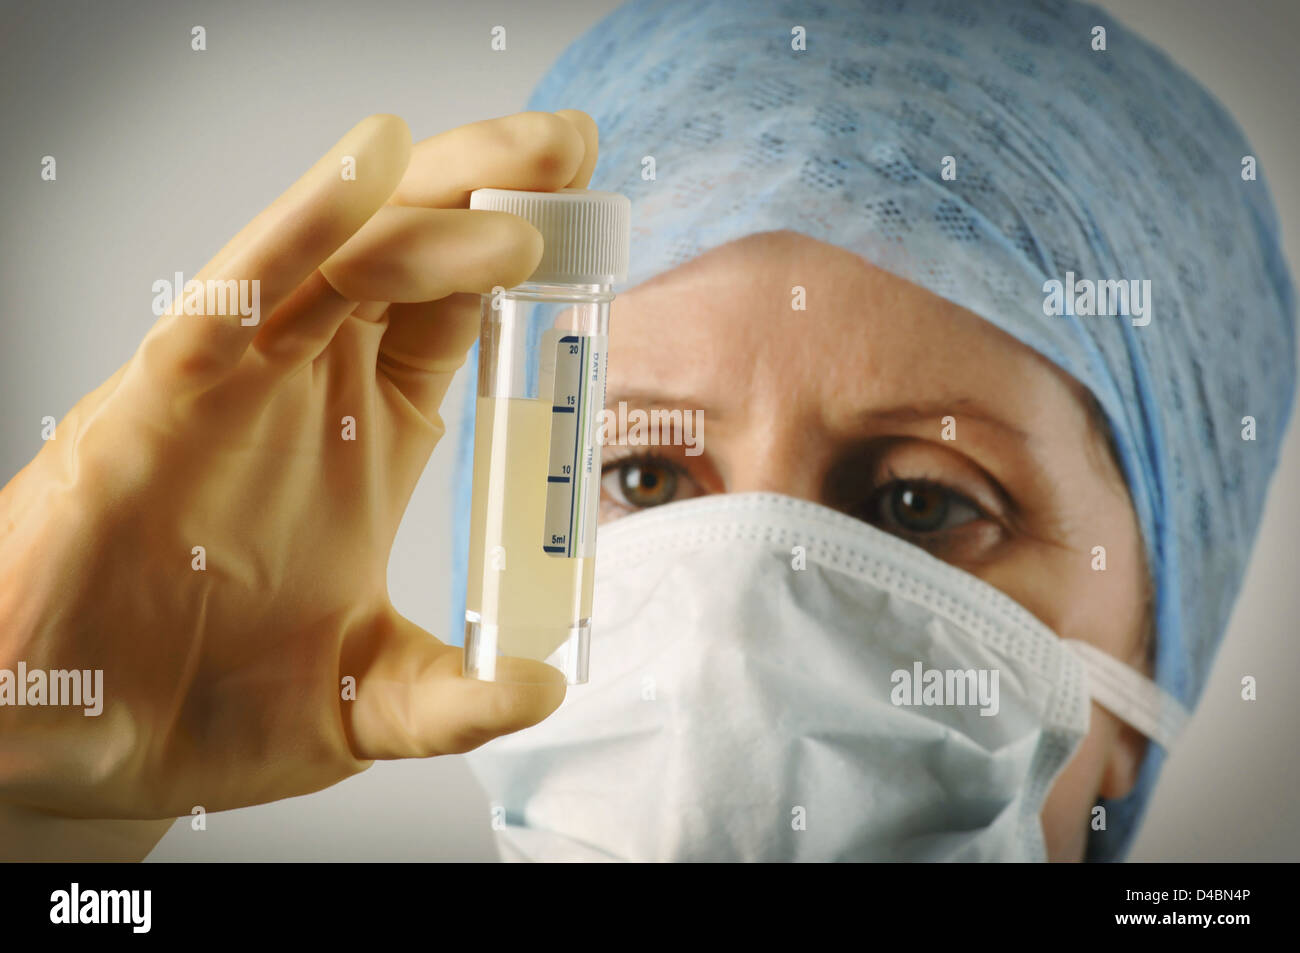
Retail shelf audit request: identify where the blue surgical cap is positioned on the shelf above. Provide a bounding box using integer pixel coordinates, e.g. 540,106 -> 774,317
449,0 -> 1296,861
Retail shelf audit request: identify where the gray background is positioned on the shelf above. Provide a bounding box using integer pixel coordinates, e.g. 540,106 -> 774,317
0,0 -> 1295,861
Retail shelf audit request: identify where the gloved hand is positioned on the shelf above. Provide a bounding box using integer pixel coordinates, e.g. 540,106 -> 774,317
0,109 -> 599,859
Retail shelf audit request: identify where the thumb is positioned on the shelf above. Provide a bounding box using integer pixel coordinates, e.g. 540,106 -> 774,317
343,611 -> 566,760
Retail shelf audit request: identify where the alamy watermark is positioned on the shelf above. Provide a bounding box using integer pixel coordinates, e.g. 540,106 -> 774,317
152,271 -> 260,326
891,662 -> 1000,716
50,883 -> 150,933
0,663 -> 103,716
596,400 -> 704,456
1042,272 -> 1151,327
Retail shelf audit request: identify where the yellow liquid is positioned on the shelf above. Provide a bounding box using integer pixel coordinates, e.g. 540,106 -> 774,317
466,396 -> 595,662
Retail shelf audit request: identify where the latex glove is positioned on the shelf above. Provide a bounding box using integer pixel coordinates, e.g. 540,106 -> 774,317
0,109 -> 600,859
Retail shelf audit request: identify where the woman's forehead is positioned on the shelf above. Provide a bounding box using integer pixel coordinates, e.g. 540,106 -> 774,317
608,231 -> 1080,428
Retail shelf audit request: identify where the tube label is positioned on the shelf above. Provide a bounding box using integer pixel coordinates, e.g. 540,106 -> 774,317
540,329 -> 606,558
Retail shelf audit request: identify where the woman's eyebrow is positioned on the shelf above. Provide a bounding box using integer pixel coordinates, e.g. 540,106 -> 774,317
849,398 -> 1030,444
603,392 -> 1029,443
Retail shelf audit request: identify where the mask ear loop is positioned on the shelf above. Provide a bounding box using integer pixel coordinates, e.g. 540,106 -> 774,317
1062,639 -> 1189,749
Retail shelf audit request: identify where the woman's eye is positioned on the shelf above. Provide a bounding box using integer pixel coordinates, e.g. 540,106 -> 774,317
600,455 -> 699,511
872,480 -> 982,535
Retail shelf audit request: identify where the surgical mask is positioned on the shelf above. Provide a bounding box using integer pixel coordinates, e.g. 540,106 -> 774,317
463,493 -> 1188,862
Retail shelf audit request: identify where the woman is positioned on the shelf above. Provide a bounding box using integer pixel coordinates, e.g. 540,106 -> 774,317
449,0 -> 1295,862
0,0 -> 1290,862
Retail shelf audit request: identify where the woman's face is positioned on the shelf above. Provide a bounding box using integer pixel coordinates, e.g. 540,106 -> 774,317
600,229 -> 1151,862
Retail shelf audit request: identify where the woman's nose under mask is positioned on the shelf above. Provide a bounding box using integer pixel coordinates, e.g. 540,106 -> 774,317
463,493 -> 1188,862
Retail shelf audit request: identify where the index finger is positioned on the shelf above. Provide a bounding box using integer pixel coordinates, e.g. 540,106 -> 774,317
139,114 -> 411,389
553,109 -> 598,188
388,111 -> 589,208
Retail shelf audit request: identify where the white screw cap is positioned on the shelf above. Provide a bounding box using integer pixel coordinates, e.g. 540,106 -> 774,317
469,187 -> 631,285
